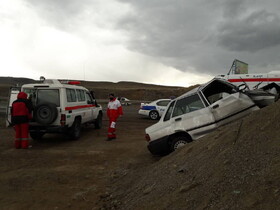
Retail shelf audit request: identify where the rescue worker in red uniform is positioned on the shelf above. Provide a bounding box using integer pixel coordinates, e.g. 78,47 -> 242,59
11,92 -> 33,149
107,93 -> 123,140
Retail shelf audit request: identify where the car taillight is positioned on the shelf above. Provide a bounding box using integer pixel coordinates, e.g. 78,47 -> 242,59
60,114 -> 66,126
145,134 -> 150,142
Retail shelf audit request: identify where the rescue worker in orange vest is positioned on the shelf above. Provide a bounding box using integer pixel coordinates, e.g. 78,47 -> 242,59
107,93 -> 123,140
11,92 -> 33,149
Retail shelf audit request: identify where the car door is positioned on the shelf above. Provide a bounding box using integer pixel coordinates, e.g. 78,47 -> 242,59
202,80 -> 256,125
170,93 -> 215,139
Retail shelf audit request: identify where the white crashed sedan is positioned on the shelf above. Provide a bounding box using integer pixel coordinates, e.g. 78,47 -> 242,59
145,78 -> 260,155
138,99 -> 171,120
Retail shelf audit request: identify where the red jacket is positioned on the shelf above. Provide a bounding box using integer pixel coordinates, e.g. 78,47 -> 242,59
11,92 -> 32,124
107,98 -> 123,119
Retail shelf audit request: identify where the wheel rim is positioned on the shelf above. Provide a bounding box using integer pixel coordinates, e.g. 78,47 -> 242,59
150,112 -> 158,120
173,140 -> 186,150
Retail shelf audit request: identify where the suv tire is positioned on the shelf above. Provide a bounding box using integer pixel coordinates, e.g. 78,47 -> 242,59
170,136 -> 191,152
34,103 -> 58,125
94,113 -> 102,129
149,110 -> 159,120
69,118 -> 81,140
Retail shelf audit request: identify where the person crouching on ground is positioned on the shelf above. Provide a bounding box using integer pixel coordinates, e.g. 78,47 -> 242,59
11,92 -> 33,149
107,93 -> 123,141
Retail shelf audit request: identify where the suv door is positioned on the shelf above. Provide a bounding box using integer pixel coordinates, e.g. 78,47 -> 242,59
85,92 -> 97,120
6,87 -> 21,127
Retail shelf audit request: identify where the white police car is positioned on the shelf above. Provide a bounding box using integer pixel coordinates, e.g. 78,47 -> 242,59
138,99 -> 171,120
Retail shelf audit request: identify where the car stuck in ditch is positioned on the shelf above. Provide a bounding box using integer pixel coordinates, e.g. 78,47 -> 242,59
145,78 -> 260,156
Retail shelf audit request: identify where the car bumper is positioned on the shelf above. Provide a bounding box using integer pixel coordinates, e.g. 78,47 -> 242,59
29,125 -> 69,133
138,109 -> 149,116
147,135 -> 170,156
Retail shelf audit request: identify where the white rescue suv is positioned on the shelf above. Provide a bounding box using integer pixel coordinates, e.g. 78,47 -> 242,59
7,79 -> 103,140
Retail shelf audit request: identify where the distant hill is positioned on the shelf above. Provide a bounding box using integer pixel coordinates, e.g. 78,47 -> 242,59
0,77 -> 198,100
0,77 -> 36,86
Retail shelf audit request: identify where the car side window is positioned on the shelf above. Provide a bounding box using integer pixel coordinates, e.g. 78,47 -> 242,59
66,88 -> 77,102
163,101 -> 175,121
85,92 -> 94,104
76,89 -> 85,102
156,100 -> 170,106
172,94 -> 204,118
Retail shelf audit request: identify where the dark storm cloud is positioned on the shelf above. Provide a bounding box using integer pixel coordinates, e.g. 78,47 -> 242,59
117,0 -> 217,58
218,10 -> 280,52
23,0 -> 280,75
117,0 -> 280,74
24,0 -> 95,30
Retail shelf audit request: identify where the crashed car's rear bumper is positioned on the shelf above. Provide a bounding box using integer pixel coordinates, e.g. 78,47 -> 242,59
147,136 -> 170,156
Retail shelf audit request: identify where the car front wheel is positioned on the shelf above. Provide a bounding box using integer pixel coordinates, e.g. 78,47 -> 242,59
69,118 -> 81,140
170,136 -> 191,152
149,110 -> 159,120
94,113 -> 102,129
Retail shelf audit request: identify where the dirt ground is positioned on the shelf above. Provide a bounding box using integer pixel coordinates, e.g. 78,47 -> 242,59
100,101 -> 280,210
0,104 -> 157,210
1,101 -> 280,210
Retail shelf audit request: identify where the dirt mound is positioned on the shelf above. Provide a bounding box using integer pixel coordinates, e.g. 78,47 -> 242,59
100,101 -> 280,209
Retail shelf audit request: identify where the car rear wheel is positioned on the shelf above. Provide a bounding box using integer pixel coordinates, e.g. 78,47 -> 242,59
149,110 -> 159,120
170,136 -> 191,152
69,118 -> 81,140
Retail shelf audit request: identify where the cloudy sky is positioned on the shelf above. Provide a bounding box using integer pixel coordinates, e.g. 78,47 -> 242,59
1,0 -> 280,87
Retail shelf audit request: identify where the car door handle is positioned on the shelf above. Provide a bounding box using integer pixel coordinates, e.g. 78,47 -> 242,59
175,117 -> 182,122
212,104 -> 219,109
